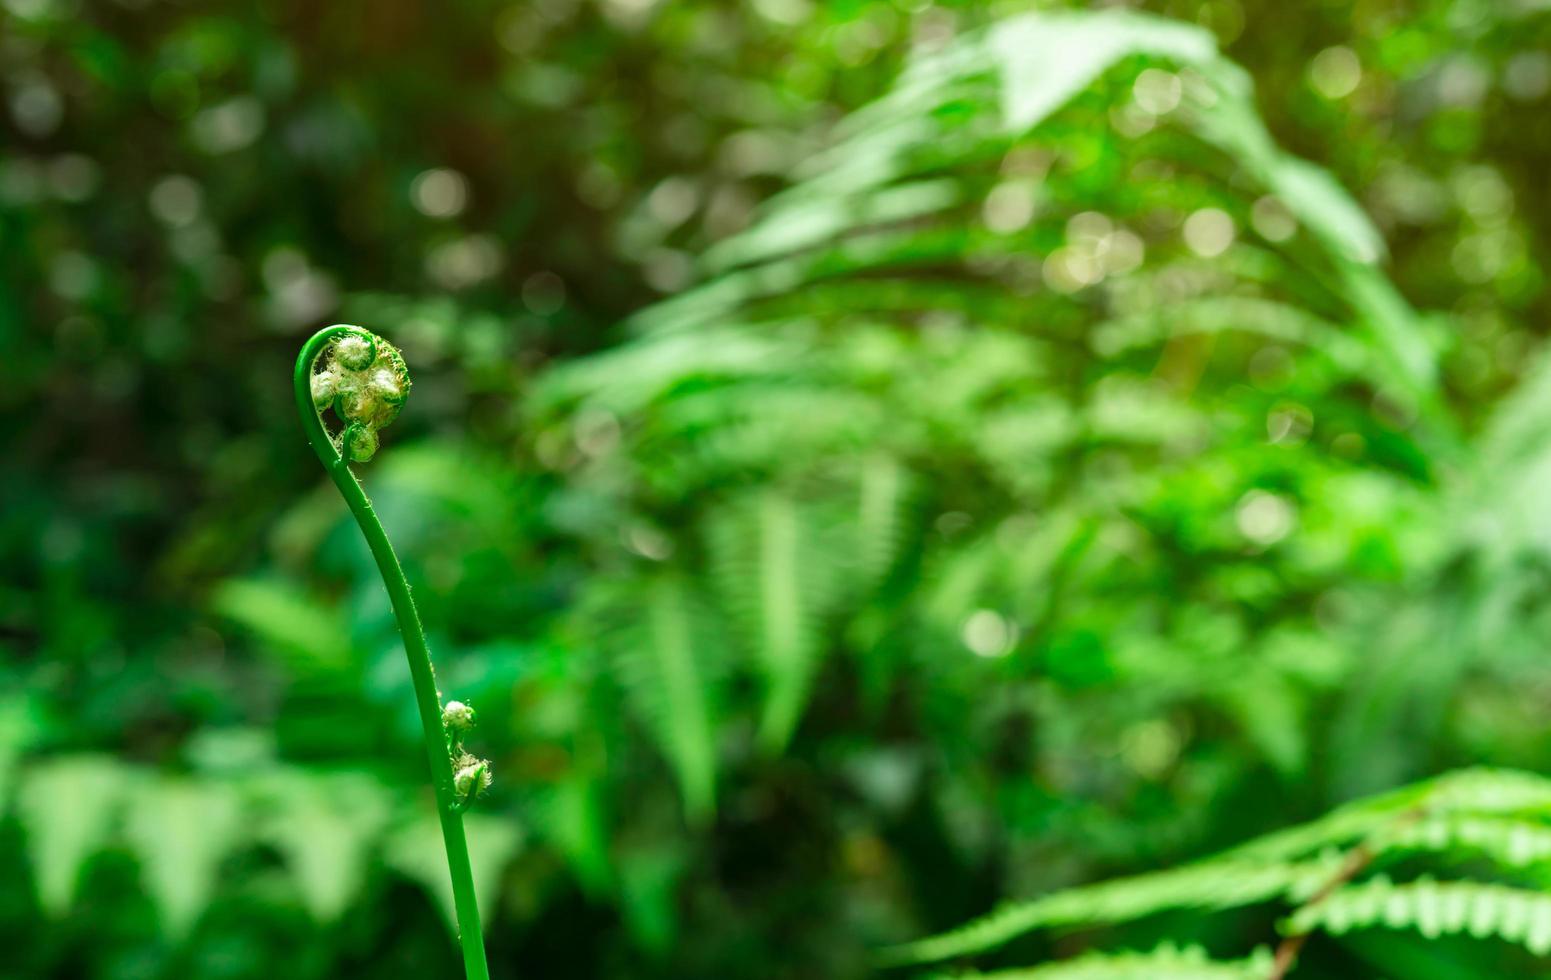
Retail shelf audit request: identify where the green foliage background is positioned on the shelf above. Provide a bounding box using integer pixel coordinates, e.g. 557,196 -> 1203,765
8,0 -> 1551,977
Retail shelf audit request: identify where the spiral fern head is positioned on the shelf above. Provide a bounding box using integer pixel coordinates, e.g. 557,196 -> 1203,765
454,754 -> 493,801
305,326 -> 412,463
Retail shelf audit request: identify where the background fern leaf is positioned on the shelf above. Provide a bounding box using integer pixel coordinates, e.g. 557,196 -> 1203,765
123,777 -> 244,939
590,573 -> 724,821
710,490 -> 840,753
260,769 -> 393,923
17,755 -> 128,918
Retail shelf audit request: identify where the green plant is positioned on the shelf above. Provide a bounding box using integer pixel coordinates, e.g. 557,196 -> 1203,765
16,1 -> 1551,976
293,325 -> 493,980
529,5 -> 1448,828
884,768 -> 1551,977
505,8 -> 1551,970
4,745 -> 521,933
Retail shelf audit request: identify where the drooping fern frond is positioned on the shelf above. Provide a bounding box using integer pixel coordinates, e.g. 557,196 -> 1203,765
880,854 -> 1343,967
929,943 -> 1274,980
886,767 -> 1551,975
1377,814 -> 1551,870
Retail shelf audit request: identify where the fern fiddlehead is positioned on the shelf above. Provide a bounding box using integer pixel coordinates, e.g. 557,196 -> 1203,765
293,325 -> 492,980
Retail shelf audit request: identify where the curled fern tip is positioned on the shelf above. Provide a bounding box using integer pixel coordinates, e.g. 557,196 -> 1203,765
296,325 -> 412,465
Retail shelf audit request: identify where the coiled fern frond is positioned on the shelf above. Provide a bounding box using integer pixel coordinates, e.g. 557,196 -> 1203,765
293,325 -> 493,980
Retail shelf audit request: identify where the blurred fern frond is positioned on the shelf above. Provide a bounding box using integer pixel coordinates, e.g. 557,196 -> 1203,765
580,571 -> 725,822
535,7 -> 1449,822
709,488 -> 846,752
6,753 -> 511,940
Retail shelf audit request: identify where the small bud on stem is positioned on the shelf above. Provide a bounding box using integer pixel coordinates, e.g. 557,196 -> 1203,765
443,700 -> 477,731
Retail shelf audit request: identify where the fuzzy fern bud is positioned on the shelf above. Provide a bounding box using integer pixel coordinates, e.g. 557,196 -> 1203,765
346,425 -> 378,462
370,368 -> 405,405
310,366 -> 339,408
305,326 -> 413,465
442,700 -> 477,732
334,331 -> 376,370
454,758 -> 493,800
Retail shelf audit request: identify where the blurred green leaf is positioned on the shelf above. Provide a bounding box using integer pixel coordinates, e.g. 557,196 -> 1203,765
261,769 -> 393,923
18,756 -> 127,917
211,578 -> 353,674
124,777 -> 243,938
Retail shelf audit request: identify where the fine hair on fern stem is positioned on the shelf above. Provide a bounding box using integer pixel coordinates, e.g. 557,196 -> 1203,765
293,325 -> 493,979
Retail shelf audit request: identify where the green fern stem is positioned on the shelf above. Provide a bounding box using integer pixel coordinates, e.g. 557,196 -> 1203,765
293,325 -> 490,980
1267,808 -> 1423,980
